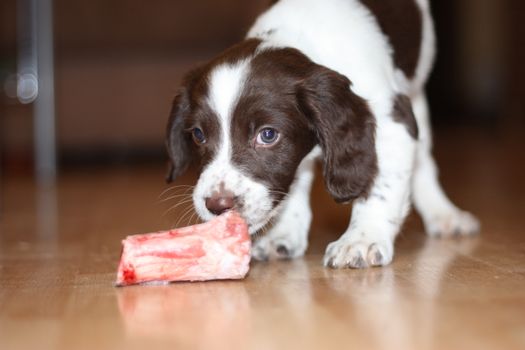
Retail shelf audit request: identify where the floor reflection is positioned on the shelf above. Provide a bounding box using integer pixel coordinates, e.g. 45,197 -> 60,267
116,258 -> 317,348
116,281 -> 252,349
36,186 -> 58,240
324,236 -> 480,350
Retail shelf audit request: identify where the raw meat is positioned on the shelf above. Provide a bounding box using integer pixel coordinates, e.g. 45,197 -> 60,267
116,211 -> 250,286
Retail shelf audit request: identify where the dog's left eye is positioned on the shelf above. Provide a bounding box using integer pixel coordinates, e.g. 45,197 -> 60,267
256,128 -> 280,146
192,127 -> 206,145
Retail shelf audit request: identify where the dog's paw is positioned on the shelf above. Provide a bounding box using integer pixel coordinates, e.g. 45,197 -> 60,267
424,210 -> 480,237
251,230 -> 308,261
323,238 -> 393,269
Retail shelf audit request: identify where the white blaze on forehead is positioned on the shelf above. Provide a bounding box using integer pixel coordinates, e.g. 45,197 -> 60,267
207,60 -> 251,155
194,58 -> 275,232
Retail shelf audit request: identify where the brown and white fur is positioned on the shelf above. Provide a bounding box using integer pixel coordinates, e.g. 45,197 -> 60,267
166,0 -> 480,268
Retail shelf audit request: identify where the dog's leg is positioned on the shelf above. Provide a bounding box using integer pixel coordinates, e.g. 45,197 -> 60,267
323,119 -> 416,268
411,93 -> 480,236
251,148 -> 319,261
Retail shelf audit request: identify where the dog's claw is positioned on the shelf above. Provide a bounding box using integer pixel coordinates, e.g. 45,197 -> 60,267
276,244 -> 290,258
324,238 -> 393,269
251,230 -> 307,261
251,245 -> 269,261
367,243 -> 386,266
348,254 -> 367,269
425,210 -> 480,237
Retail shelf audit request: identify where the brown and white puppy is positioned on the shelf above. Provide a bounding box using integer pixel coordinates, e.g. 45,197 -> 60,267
166,0 -> 479,268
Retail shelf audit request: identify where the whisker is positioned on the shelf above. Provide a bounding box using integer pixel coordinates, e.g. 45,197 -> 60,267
185,209 -> 199,226
269,190 -> 291,200
159,189 -> 194,202
253,214 -> 277,240
167,198 -> 194,211
162,198 -> 194,218
269,189 -> 288,196
158,184 -> 193,196
158,185 -> 195,200
170,206 -> 193,229
179,207 -> 198,226
188,211 -> 201,226
158,193 -> 193,204
176,206 -> 196,228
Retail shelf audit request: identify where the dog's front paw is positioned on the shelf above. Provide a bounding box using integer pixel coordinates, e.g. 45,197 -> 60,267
251,229 -> 308,261
424,210 -> 480,237
323,237 -> 393,269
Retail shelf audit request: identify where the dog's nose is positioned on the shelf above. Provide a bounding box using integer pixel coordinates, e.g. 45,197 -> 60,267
205,194 -> 235,216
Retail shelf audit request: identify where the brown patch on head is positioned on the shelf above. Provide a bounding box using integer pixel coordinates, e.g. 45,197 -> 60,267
231,47 -> 378,203
393,94 -> 419,139
359,0 -> 422,78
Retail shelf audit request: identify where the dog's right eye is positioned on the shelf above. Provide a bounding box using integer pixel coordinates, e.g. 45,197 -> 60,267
255,127 -> 280,147
192,128 -> 206,145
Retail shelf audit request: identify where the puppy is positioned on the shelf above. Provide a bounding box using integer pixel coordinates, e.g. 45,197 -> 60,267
166,0 -> 480,268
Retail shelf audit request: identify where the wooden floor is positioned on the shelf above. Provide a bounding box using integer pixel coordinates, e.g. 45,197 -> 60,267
1,129 -> 524,350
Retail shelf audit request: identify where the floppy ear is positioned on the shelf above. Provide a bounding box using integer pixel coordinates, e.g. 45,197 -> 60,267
297,66 -> 378,203
165,89 -> 193,183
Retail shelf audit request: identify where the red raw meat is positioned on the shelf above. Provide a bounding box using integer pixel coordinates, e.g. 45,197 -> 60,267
116,211 -> 251,286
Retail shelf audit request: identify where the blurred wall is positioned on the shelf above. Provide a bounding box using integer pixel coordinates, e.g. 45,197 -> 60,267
428,0 -> 524,128
1,0 -> 524,173
1,0 -> 269,170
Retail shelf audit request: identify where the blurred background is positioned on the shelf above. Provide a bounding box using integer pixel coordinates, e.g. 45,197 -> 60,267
0,0 -> 524,182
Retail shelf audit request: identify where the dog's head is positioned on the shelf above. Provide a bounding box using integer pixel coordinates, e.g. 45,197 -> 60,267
166,39 -> 377,233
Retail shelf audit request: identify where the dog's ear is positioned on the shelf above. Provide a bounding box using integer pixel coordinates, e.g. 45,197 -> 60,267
297,65 -> 378,203
166,66 -> 208,183
165,89 -> 193,183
